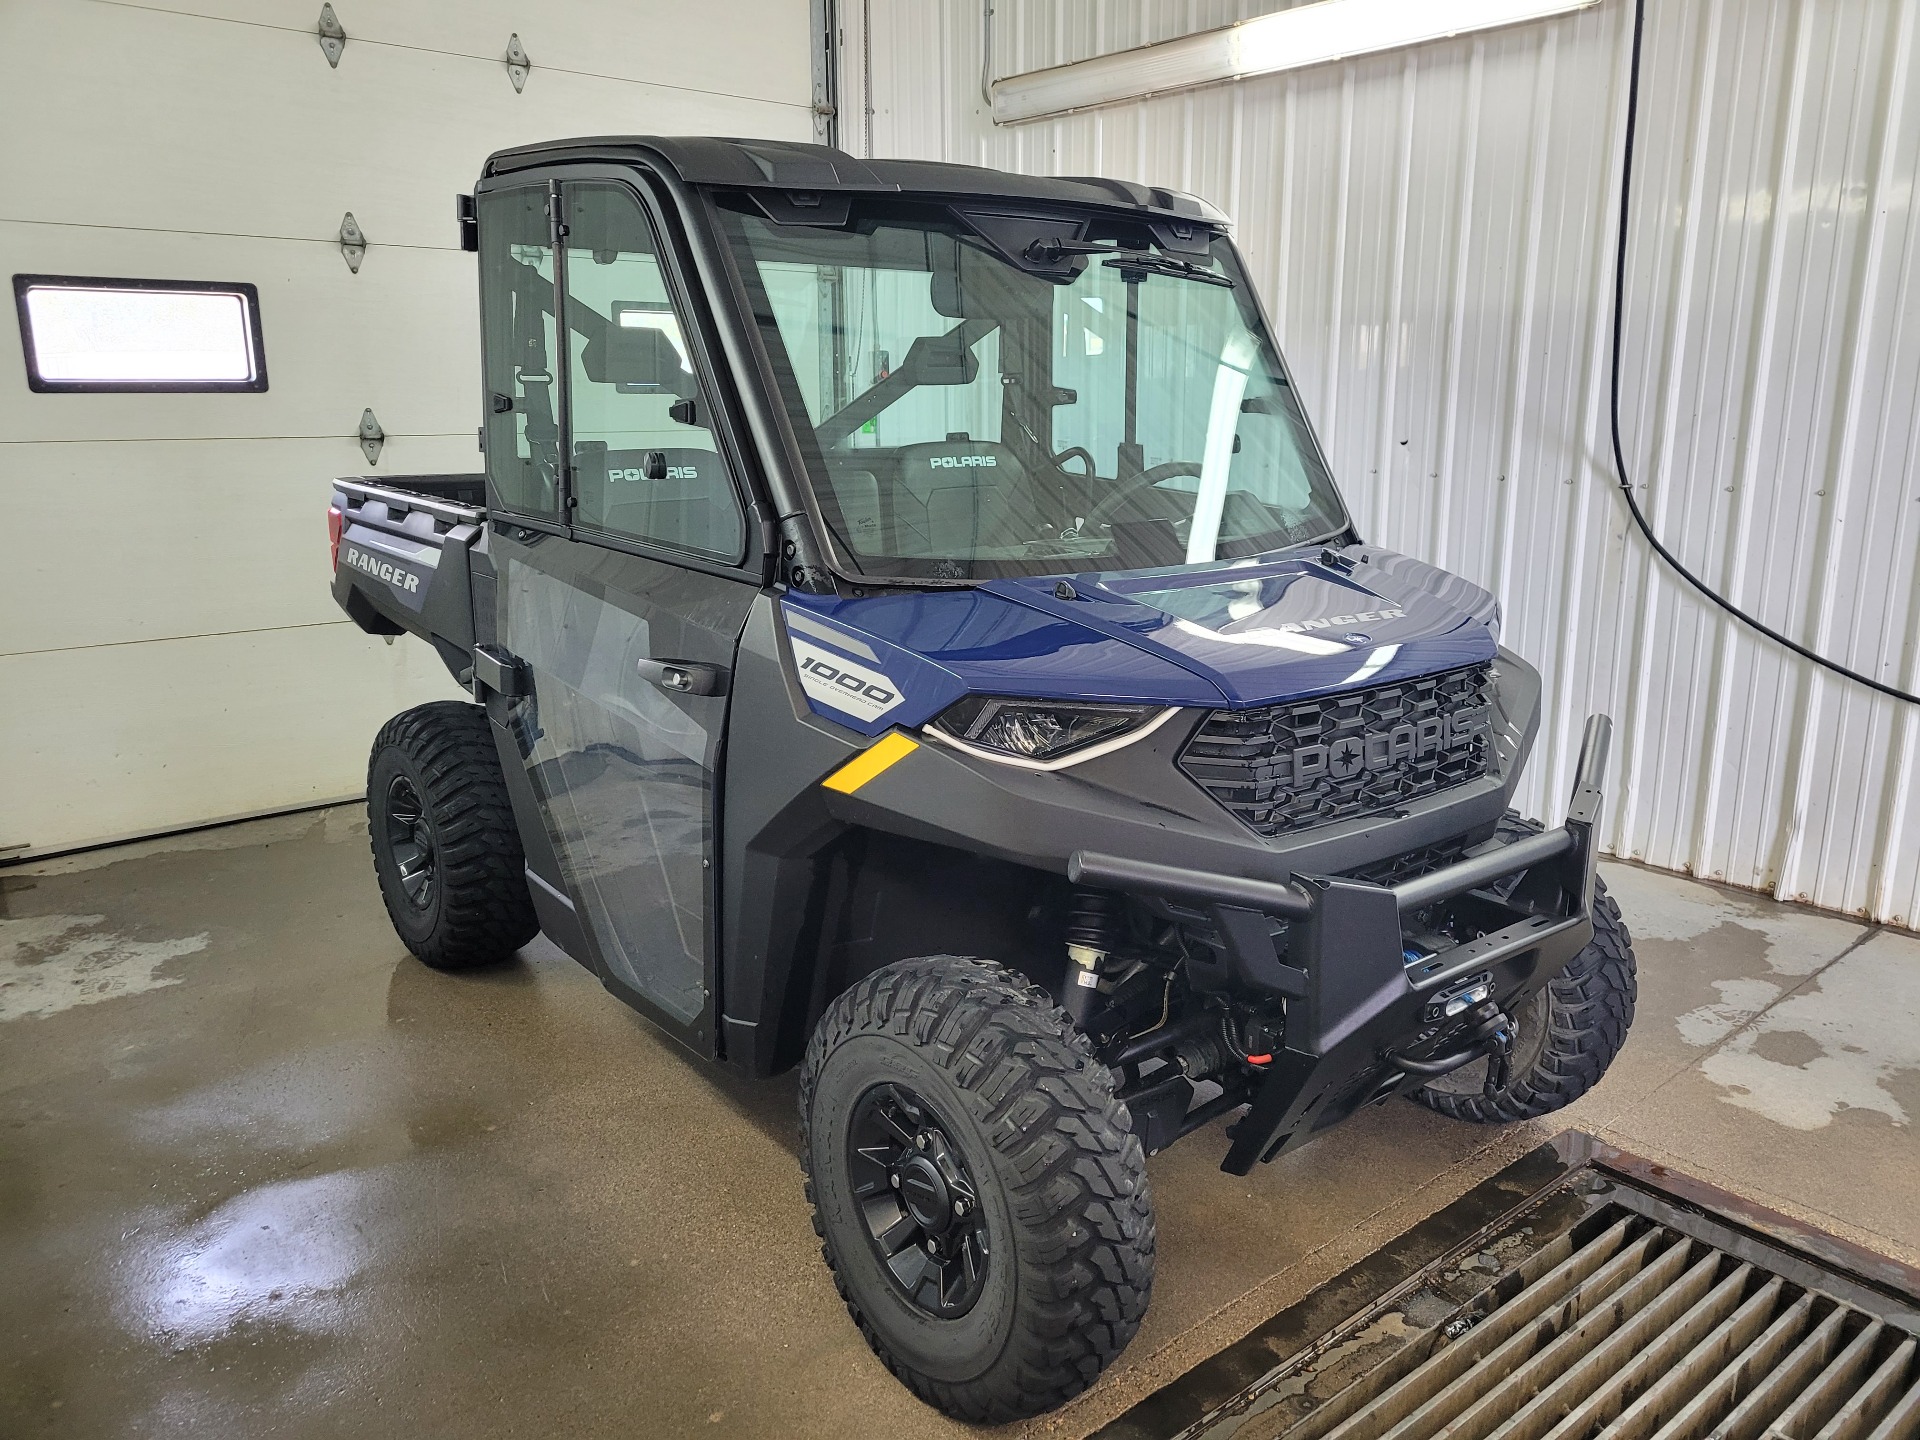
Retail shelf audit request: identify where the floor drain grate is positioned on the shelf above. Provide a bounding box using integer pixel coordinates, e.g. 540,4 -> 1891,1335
1099,1134 -> 1920,1440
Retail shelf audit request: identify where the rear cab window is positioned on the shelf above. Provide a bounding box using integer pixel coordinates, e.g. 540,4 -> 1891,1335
478,188 -> 561,521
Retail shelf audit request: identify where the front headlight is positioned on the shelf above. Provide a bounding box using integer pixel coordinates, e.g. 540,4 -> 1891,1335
931,696 -> 1159,764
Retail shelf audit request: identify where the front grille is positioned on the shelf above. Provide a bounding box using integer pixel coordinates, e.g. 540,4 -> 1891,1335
1346,840 -> 1473,889
1179,663 -> 1497,838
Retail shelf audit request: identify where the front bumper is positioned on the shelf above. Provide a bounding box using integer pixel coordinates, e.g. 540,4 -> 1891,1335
1069,714 -> 1613,1176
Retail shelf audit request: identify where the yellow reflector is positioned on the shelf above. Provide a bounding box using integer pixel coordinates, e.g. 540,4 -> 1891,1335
822,732 -> 919,794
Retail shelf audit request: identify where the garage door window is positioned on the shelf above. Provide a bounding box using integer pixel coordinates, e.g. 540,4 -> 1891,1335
13,274 -> 266,392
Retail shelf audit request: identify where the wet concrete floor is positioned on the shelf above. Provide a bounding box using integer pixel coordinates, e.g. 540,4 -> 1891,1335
3,808 -> 1917,1438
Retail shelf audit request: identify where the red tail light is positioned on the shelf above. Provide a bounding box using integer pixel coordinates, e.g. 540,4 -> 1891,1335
328,504 -> 344,571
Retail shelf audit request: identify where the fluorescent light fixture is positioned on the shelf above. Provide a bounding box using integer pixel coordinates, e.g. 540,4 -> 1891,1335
13,274 -> 267,392
990,0 -> 1602,123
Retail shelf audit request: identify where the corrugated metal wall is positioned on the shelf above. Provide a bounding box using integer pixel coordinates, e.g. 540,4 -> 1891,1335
844,0 -> 1920,927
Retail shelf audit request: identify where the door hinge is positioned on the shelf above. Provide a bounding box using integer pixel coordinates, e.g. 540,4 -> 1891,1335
316,3 -> 346,66
358,407 -> 385,466
337,212 -> 367,273
473,644 -> 528,698
504,33 -> 531,92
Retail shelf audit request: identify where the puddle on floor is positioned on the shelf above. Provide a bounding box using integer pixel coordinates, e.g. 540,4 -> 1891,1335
1698,929 -> 1920,1131
0,912 -> 209,1022
114,1169 -> 378,1350
1605,867 -> 1868,1058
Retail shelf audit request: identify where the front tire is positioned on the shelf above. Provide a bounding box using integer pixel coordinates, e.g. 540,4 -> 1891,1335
799,956 -> 1155,1423
1414,881 -> 1637,1123
367,701 -> 538,970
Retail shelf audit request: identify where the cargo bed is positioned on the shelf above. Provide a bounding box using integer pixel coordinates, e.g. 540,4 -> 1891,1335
328,474 -> 490,684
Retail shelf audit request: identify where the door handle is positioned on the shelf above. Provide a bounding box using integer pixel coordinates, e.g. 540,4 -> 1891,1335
636,658 -> 728,697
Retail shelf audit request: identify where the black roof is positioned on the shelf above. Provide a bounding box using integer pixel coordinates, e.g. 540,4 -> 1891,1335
483,135 -> 1229,226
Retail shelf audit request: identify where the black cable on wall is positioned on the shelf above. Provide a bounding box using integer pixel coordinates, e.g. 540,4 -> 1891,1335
1608,0 -> 1919,706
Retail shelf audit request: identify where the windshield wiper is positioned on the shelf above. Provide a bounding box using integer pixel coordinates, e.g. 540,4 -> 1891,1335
1021,237 -> 1235,288
1100,252 -> 1234,287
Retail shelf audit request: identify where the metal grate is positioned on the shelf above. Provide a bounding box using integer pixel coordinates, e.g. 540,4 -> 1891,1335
1275,1216 -> 1920,1440
1097,1137 -> 1920,1440
1179,664 -> 1497,838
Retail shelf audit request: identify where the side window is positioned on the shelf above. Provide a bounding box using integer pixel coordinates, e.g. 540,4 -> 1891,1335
478,188 -> 560,519
564,183 -> 745,562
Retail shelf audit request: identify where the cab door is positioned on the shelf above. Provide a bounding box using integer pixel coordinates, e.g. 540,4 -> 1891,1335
476,175 -> 760,1049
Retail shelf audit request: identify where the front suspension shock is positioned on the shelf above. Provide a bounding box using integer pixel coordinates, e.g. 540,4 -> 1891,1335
1061,888 -> 1124,1027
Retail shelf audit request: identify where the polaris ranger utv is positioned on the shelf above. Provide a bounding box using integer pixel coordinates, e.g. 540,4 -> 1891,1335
329,136 -> 1636,1422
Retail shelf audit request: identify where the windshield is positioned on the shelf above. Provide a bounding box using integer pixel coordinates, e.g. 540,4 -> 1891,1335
717,197 -> 1348,582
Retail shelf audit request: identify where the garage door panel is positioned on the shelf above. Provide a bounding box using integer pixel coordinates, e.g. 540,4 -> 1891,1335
2,0 -> 813,854
0,624 -> 463,854
1,224 -> 480,444
0,1 -> 810,248
100,0 -> 813,109
1,435 -> 483,656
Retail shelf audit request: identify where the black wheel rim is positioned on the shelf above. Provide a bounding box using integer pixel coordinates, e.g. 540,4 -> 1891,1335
384,775 -> 437,912
847,1083 -> 990,1319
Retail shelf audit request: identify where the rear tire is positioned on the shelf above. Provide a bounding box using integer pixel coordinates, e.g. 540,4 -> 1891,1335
367,701 -> 538,970
799,956 -> 1155,1422
1414,880 -> 1636,1123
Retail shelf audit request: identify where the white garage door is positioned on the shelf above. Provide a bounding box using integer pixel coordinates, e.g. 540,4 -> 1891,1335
0,0 -> 813,856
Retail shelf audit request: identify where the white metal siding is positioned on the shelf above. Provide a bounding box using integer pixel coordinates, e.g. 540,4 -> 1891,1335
1,0 -> 812,854
847,0 -> 1920,927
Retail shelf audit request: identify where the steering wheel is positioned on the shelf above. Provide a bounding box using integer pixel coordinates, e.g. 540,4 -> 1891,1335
1079,460 -> 1205,532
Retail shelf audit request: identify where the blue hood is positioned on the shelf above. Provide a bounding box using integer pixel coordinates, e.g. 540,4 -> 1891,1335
782,547 -> 1499,737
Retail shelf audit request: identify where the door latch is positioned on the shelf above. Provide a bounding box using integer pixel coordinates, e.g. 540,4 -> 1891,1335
637,659 -> 727,697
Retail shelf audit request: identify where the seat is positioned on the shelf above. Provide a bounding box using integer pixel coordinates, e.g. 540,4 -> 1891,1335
825,439 -> 1048,559
585,447 -> 739,556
